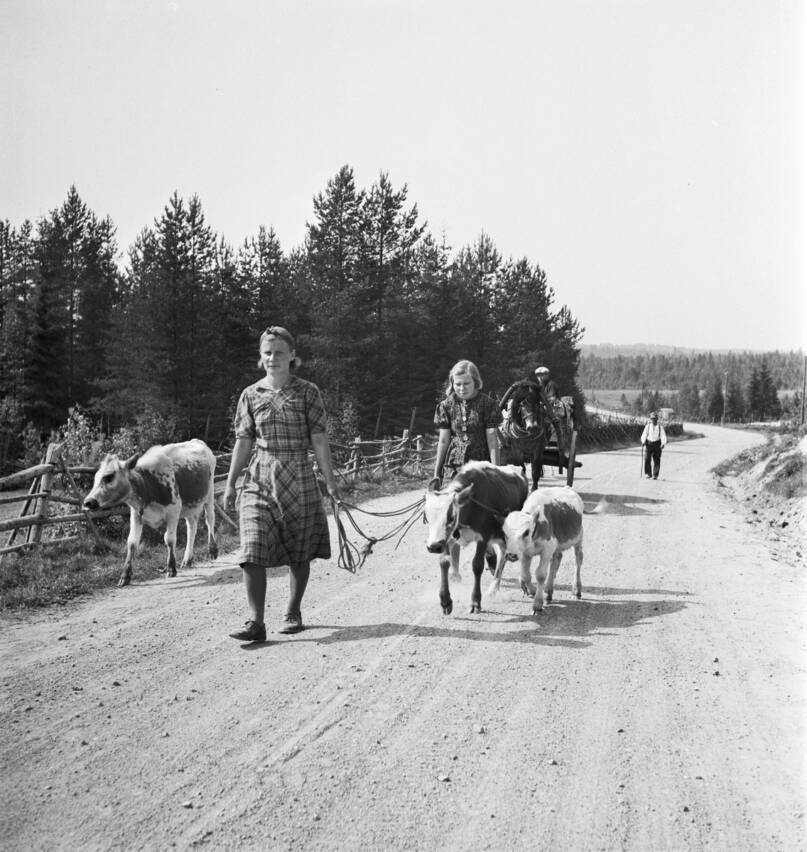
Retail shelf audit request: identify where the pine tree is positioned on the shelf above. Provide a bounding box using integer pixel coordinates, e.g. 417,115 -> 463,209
450,232 -> 502,371
746,369 -> 762,420
306,165 -> 366,417
103,193 -> 220,435
0,220 -> 36,407
677,383 -> 701,419
757,361 -> 781,420
725,380 -> 746,422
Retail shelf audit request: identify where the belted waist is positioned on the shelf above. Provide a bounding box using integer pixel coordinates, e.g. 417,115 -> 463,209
254,442 -> 310,459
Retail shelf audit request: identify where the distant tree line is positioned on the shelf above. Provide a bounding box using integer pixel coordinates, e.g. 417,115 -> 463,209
1,167 -> 584,470
601,360 -> 802,423
580,350 -> 803,392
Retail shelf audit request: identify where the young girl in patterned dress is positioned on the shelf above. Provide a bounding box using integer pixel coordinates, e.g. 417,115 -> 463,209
432,360 -> 501,483
223,327 -> 341,642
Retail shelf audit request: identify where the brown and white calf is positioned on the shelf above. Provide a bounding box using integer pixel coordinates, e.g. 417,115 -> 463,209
84,439 -> 218,586
424,461 -> 528,614
494,485 -> 584,614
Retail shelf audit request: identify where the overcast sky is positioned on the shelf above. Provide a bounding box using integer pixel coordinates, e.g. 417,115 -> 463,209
3,0 -> 805,352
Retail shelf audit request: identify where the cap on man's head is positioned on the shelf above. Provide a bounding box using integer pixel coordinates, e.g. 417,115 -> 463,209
650,412 -> 658,420
534,366 -> 549,375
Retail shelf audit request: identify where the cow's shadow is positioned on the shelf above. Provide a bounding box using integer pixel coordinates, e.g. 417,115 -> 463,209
239,594 -> 688,651
577,491 -> 667,516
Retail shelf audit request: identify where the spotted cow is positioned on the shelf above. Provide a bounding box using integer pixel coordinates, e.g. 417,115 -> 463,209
494,485 -> 584,614
84,439 -> 218,586
424,461 -> 528,614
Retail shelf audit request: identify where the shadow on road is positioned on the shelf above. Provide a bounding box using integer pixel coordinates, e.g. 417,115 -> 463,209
578,491 -> 667,516
238,594 -> 689,651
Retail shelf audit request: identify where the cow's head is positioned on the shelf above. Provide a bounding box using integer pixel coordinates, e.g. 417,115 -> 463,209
424,479 -> 474,553
502,505 -> 550,561
83,452 -> 139,510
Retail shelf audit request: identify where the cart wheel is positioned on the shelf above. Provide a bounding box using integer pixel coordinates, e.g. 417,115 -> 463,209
565,430 -> 578,487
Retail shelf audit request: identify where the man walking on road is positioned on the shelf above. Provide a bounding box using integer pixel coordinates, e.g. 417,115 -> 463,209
641,412 -> 667,479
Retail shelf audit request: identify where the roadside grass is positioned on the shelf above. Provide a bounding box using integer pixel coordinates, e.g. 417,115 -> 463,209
0,470 -> 431,613
0,526 -> 242,612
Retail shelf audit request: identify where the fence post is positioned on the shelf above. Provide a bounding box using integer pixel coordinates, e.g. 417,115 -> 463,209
401,430 -> 410,474
415,435 -> 423,475
349,437 -> 362,480
30,443 -> 60,545
381,438 -> 391,474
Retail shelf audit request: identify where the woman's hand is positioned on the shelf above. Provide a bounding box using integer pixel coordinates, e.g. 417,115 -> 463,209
222,484 -> 237,513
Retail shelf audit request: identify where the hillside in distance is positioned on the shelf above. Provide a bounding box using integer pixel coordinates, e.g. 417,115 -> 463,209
579,343 -> 803,358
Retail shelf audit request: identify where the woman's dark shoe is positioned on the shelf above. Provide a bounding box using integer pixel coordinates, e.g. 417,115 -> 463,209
277,612 -> 304,634
229,620 -> 267,642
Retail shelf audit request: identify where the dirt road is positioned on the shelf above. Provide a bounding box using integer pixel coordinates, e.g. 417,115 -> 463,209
1,425 -> 804,851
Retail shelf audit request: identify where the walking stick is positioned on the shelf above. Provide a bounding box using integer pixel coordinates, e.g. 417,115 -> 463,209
640,443 -> 644,478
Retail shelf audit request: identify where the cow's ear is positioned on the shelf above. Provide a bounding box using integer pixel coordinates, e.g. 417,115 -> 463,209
124,452 -> 141,470
456,483 -> 474,506
493,513 -> 506,526
427,477 -> 441,493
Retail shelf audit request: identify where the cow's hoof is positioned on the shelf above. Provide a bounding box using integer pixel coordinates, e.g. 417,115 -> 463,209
210,543 -> 219,560
168,569 -> 177,578
532,605 -> 544,615
117,577 -> 130,588
575,590 -> 582,599
546,592 -> 553,603
469,602 -> 482,614
441,601 -> 453,615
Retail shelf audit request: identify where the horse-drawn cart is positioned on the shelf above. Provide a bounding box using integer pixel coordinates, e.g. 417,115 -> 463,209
542,396 -> 582,486
499,383 -> 582,488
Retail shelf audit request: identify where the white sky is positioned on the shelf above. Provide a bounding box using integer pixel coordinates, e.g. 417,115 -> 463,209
2,0 -> 805,351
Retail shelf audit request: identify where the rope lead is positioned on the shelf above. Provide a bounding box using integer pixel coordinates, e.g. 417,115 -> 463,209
330,494 -> 425,574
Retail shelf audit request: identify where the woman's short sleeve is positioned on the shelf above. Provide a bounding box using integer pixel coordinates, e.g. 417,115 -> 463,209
233,389 -> 255,439
434,399 -> 452,430
306,384 -> 329,434
483,395 -> 503,429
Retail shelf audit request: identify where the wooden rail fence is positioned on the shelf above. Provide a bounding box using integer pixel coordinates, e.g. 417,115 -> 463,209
0,434 -> 439,561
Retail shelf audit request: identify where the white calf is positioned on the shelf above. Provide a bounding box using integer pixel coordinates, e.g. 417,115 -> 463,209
497,485 -> 584,614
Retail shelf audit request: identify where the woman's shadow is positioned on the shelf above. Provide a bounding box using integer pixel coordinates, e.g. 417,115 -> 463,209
241,584 -> 689,651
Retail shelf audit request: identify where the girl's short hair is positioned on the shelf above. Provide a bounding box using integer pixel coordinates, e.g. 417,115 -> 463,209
257,325 -> 300,369
446,359 -> 483,396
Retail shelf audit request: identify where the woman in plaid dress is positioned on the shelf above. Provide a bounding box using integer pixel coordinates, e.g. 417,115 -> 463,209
223,327 -> 341,643
433,360 -> 501,483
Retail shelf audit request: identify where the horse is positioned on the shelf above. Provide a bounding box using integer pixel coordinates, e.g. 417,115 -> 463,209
498,389 -> 548,491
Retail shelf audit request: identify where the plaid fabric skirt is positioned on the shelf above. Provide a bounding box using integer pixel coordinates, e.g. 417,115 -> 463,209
238,450 -> 331,567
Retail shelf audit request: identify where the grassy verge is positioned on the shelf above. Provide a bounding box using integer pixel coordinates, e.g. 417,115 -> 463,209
0,471 -> 431,613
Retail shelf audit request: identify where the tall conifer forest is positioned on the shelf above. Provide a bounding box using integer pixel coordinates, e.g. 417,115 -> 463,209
1,168 -> 585,461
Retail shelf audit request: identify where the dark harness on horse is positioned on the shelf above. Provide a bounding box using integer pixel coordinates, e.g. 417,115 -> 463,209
500,382 -> 546,446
